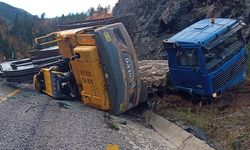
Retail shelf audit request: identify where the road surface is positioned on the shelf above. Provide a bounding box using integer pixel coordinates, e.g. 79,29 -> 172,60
0,81 -> 176,150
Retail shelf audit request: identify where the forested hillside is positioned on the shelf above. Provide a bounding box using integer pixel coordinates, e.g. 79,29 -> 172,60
0,2 -> 111,61
0,18 -> 30,61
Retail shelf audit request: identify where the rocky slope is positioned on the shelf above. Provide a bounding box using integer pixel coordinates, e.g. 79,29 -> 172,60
113,0 -> 250,59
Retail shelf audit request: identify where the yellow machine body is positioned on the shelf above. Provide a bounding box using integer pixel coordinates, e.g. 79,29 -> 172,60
34,67 -> 78,100
72,46 -> 110,110
35,27 -> 110,110
57,29 -> 110,110
34,23 -> 142,115
33,68 -> 56,97
41,68 -> 53,96
56,28 -> 98,58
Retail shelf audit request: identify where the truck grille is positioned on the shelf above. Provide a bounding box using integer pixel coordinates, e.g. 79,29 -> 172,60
212,57 -> 246,91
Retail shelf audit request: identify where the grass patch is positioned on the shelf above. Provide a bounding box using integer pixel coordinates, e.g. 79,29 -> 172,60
173,107 -> 216,134
158,104 -> 250,150
103,113 -> 120,130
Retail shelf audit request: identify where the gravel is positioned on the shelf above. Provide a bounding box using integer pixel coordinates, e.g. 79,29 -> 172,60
0,83 -> 176,150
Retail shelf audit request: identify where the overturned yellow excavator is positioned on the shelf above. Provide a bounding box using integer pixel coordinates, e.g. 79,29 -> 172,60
34,23 -> 142,115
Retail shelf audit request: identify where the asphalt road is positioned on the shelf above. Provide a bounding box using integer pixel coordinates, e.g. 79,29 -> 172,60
0,81 -> 17,98
0,82 -> 176,150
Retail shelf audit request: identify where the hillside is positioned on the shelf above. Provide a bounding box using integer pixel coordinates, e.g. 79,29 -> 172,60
113,0 -> 250,59
0,18 -> 31,61
0,2 -> 33,25
0,2 -> 112,61
0,2 -> 36,60
0,18 -> 9,60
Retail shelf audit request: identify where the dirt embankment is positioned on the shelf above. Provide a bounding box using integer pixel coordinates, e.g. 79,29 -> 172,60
155,77 -> 250,150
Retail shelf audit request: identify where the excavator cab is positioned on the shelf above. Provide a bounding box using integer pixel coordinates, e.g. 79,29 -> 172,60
34,23 -> 141,115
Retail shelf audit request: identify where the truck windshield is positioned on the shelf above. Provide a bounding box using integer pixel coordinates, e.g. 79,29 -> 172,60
204,30 -> 244,72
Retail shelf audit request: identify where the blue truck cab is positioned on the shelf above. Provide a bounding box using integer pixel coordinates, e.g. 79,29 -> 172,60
164,18 -> 247,97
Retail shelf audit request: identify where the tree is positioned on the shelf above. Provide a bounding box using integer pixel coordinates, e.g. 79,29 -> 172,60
40,13 -> 46,19
87,7 -> 95,16
10,14 -> 20,36
97,4 -> 104,14
10,13 -> 34,44
105,5 -> 111,13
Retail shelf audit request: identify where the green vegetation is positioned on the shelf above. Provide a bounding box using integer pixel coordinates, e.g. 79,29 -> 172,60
107,121 -> 120,130
0,33 -> 13,59
10,14 -> 34,44
172,108 -> 214,132
103,113 -> 120,130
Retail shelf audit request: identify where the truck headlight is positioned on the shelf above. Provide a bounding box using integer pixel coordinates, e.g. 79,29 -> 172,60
212,93 -> 217,98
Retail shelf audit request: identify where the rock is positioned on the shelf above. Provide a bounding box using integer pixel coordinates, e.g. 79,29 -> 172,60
113,0 -> 250,59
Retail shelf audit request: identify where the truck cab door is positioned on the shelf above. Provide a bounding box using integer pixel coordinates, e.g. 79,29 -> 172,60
170,48 -> 203,94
